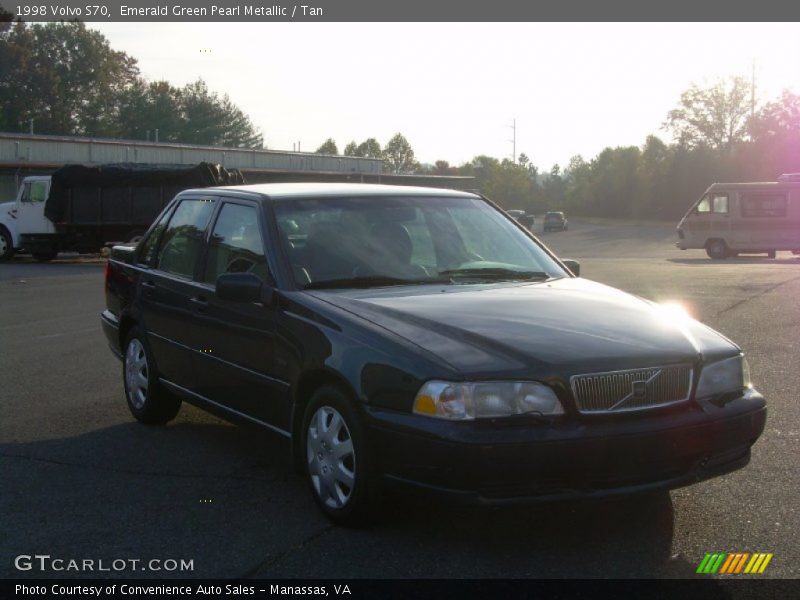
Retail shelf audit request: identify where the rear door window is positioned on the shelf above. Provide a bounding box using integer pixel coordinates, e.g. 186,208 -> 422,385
155,198 -> 215,278
202,202 -> 269,284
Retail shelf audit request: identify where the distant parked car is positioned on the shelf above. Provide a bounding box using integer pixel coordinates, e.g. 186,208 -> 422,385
506,210 -> 535,230
544,211 -> 568,232
517,214 -> 535,230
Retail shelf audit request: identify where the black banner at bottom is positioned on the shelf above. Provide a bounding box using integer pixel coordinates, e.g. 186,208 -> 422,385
4,579 -> 800,600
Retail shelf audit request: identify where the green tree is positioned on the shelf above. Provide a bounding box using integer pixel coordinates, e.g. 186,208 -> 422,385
665,77 -> 752,154
0,21 -> 138,135
433,160 -> 452,175
179,79 -> 263,148
343,141 -> 359,156
356,137 -> 382,158
316,138 -> 338,154
0,23 -> 264,147
116,80 -> 184,142
383,133 -> 417,173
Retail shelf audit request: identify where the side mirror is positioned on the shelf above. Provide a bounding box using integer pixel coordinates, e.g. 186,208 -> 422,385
562,259 -> 580,277
216,273 -> 266,303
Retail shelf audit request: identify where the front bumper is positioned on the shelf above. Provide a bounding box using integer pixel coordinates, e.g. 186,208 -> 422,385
366,389 -> 766,504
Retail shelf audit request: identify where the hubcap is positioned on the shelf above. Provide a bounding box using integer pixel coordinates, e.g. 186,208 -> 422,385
306,406 -> 356,509
0,235 -> 8,255
125,339 -> 149,409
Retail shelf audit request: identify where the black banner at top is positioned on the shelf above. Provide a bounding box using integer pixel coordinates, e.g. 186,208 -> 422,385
2,0 -> 800,22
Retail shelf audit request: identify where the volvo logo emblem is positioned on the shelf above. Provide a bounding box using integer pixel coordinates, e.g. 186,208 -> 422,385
631,380 -> 648,400
608,369 -> 662,410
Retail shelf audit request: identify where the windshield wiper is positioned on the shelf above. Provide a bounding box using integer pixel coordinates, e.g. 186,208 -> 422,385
304,275 -> 451,290
438,267 -> 550,281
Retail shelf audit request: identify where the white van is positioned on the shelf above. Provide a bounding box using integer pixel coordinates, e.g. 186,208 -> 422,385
676,176 -> 800,259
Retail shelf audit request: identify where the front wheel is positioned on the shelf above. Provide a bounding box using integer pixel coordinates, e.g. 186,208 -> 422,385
123,329 -> 181,424
0,228 -> 14,261
706,239 -> 729,260
302,386 -> 379,526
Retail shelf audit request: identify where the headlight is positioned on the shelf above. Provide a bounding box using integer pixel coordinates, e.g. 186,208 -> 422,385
695,355 -> 751,399
413,380 -> 564,420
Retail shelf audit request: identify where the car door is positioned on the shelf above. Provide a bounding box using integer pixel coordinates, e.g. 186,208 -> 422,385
190,199 -> 289,431
137,196 -> 217,390
16,178 -> 54,234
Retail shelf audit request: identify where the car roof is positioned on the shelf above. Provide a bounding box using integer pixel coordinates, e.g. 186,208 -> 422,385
195,182 -> 480,201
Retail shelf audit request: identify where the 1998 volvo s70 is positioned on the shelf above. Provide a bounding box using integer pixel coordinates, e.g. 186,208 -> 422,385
101,183 -> 766,524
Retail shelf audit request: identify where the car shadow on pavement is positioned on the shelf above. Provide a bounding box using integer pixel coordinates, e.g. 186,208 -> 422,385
0,417 -> 715,581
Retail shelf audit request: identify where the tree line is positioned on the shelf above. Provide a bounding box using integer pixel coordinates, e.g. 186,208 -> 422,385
316,79 -> 800,220
2,18 -> 799,220
0,20 -> 263,147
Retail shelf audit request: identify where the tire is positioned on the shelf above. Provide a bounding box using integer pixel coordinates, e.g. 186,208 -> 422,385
767,250 -> 777,259
302,385 -> 379,526
706,239 -> 729,260
32,249 -> 58,262
122,328 -> 181,425
0,227 -> 14,262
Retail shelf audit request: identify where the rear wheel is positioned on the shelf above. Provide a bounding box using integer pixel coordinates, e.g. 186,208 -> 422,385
0,227 -> 14,261
123,329 -> 181,424
706,239 -> 729,260
302,385 -> 379,526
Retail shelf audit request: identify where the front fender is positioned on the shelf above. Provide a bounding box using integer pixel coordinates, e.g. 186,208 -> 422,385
0,214 -> 21,248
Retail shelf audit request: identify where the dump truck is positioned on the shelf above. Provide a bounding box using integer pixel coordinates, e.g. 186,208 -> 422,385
0,162 -> 244,261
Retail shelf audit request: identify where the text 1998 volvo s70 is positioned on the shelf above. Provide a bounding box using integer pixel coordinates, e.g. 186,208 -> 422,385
101,183 -> 766,524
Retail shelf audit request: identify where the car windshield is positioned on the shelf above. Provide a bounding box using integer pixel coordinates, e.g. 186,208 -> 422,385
274,195 -> 568,289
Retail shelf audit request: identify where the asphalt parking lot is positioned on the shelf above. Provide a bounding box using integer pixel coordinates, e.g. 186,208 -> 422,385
1,219 -> 798,580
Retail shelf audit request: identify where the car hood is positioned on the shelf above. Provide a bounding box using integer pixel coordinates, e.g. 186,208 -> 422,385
309,277 -> 739,376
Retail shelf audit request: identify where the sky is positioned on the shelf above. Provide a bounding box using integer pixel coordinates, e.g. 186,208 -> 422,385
90,22 -> 800,169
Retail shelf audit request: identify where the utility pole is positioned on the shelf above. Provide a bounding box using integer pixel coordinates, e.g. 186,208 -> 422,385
508,118 -> 516,163
751,58 -> 756,120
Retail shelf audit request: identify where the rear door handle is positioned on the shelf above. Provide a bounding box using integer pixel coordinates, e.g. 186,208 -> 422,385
141,280 -> 157,296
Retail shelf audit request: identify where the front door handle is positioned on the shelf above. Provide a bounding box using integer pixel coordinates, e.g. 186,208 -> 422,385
141,280 -> 157,296
189,296 -> 209,312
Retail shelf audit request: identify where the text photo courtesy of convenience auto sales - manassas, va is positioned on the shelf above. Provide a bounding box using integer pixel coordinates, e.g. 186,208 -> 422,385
0,3 -> 799,598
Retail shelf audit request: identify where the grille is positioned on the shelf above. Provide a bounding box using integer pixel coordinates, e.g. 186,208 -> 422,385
570,364 -> 693,413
